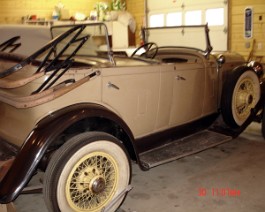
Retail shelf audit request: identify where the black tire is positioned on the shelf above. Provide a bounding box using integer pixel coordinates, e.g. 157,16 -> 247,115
43,131 -> 131,212
221,68 -> 260,128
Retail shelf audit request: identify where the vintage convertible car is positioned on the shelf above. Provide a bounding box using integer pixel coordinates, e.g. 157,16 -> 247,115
0,23 -> 264,211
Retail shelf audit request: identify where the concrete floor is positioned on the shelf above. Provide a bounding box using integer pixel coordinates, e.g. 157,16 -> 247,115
14,123 -> 265,212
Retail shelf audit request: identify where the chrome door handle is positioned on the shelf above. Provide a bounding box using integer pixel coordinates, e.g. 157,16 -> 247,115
175,75 -> 186,80
107,82 -> 120,90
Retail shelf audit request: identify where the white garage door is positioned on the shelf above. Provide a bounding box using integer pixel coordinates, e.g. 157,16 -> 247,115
146,0 -> 228,51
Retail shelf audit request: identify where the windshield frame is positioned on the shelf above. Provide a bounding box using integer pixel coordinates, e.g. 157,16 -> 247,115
50,22 -> 115,65
141,24 -> 213,57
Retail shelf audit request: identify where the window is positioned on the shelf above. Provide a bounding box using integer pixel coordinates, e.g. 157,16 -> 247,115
150,14 -> 164,27
166,12 -> 182,26
185,10 -> 202,25
206,8 -> 224,26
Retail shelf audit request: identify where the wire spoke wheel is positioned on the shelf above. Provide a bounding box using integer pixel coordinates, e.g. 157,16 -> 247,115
44,132 -> 131,212
222,68 -> 260,128
233,77 -> 259,125
66,152 -> 118,211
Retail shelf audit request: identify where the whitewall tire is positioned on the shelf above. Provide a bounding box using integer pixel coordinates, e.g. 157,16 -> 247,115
43,131 -> 131,212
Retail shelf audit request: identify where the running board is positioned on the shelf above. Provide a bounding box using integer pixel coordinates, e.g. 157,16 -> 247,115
139,130 -> 232,169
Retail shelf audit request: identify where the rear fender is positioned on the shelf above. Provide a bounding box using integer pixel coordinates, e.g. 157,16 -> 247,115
0,103 -> 136,203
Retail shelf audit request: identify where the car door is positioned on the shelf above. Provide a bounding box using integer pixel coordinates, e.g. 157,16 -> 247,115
169,59 -> 205,126
101,65 -> 162,138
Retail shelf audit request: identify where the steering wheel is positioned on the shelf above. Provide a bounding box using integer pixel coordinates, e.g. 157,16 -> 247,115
131,42 -> 158,59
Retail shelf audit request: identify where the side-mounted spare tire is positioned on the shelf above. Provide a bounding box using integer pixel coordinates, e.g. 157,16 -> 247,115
221,67 -> 260,128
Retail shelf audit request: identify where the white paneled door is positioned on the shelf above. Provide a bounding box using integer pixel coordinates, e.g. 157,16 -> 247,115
146,0 -> 228,51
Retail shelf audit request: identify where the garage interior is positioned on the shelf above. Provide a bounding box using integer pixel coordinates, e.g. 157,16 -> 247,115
14,123 -> 265,211
0,0 -> 265,211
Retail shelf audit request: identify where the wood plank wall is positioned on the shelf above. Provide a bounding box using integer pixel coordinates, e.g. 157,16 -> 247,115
0,0 -> 264,63
230,0 -> 265,62
0,0 -> 144,46
0,0 -> 110,24
126,0 -> 145,46
127,0 -> 265,62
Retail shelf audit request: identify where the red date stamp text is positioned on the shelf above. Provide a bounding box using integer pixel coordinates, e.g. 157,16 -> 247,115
198,187 -> 241,197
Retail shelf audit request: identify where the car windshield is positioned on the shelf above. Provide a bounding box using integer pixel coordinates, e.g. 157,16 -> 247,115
51,23 -> 112,60
142,25 -> 212,55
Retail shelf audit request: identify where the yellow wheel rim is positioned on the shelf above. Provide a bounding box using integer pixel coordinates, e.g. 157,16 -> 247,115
65,151 -> 119,211
233,76 -> 258,123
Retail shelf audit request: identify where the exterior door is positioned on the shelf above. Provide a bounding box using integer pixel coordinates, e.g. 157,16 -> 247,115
101,66 -> 161,138
169,62 -> 205,126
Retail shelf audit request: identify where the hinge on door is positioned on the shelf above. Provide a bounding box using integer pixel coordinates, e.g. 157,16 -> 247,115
223,27 -> 228,34
223,0 -> 228,5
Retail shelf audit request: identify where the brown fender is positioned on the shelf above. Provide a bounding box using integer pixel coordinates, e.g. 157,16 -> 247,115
0,103 -> 136,203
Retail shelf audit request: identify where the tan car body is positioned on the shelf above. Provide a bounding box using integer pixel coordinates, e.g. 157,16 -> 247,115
0,51 -> 243,147
0,23 -> 264,207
